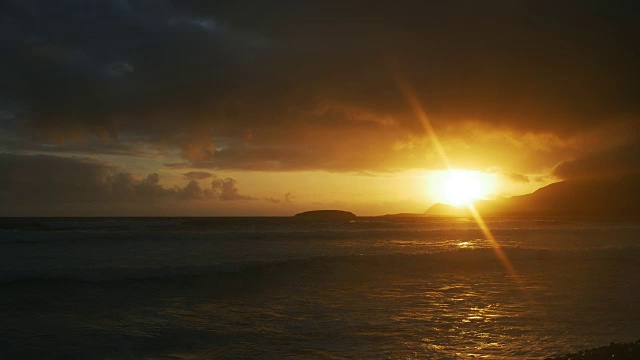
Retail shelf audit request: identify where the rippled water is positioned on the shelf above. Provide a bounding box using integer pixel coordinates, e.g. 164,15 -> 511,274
1,217 -> 640,359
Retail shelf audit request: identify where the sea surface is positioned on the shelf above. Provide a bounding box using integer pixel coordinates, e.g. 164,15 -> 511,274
1,216 -> 640,359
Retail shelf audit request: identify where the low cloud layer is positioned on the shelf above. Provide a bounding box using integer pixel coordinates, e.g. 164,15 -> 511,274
183,171 -> 213,180
0,153 -> 255,206
211,177 -> 256,201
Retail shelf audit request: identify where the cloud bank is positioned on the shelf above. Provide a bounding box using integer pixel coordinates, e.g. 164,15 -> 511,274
0,1 -> 639,177
0,153 -> 255,206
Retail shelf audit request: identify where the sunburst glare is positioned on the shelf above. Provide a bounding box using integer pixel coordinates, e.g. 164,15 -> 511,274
427,169 -> 497,206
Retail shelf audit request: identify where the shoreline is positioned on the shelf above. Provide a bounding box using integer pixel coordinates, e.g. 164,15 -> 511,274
546,339 -> 640,359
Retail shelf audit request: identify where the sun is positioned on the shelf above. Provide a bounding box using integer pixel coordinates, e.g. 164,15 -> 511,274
426,169 -> 496,207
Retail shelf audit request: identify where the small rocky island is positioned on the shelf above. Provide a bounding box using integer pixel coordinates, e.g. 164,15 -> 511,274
294,210 -> 357,219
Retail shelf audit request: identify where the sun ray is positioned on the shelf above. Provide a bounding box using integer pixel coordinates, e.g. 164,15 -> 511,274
392,70 -> 451,169
393,69 -> 522,284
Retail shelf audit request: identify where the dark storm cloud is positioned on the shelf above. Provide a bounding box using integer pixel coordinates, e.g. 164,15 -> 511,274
553,143 -> 640,180
0,153 -> 254,205
0,0 -> 267,150
1,1 -> 639,174
0,133 -> 159,157
0,153 -> 115,203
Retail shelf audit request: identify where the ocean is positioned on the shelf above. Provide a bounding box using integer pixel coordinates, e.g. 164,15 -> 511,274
1,216 -> 640,359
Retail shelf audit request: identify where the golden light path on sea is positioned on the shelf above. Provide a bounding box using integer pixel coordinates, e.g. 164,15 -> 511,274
393,69 -> 521,282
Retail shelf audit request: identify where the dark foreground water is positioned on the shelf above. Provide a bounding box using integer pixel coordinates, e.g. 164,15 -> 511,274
1,217 -> 640,359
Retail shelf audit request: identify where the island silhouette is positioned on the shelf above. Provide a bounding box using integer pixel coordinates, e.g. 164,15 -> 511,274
294,210 -> 357,219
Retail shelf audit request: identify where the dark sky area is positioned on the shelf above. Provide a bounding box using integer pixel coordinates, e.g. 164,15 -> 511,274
1,0 -> 639,214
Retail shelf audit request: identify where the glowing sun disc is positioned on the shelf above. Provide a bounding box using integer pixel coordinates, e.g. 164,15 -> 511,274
427,170 -> 496,206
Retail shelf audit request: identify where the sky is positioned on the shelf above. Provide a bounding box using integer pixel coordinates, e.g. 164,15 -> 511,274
1,0 -> 639,216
